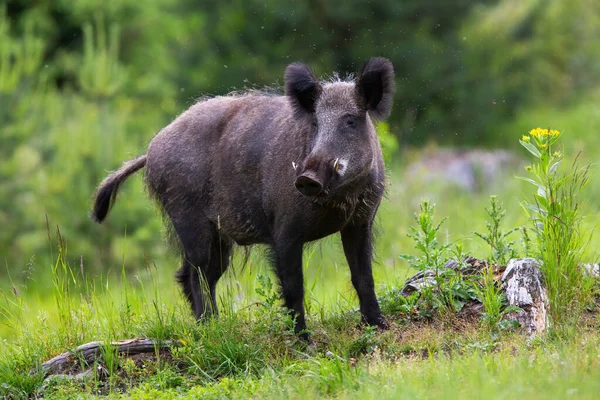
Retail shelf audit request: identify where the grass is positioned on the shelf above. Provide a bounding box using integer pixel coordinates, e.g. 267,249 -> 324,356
119,333 -> 600,400
3,265 -> 600,400
1,169 -> 597,398
2,96 -> 600,398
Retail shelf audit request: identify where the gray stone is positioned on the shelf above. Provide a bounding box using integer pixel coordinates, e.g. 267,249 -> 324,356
501,258 -> 549,336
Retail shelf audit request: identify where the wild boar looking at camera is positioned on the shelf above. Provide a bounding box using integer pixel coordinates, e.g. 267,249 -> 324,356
92,57 -> 395,340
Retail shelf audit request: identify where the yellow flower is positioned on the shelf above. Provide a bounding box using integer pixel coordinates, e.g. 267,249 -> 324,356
553,151 -> 561,158
529,128 -> 545,138
539,143 -> 548,149
521,135 -> 530,143
525,165 -> 532,172
528,127 -> 562,138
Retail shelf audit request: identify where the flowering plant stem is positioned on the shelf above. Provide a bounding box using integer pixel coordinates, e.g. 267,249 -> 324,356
518,128 -> 590,325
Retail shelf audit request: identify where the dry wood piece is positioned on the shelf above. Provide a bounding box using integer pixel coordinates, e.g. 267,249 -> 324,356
400,269 -> 437,296
401,257 -> 505,297
501,258 -> 549,336
39,338 -> 176,377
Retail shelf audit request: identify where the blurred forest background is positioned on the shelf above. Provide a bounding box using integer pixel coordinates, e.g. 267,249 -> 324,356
1,0 -> 600,292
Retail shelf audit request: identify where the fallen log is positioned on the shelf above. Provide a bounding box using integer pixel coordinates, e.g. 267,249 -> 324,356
401,256 -> 505,297
39,338 -> 177,377
398,257 -> 550,336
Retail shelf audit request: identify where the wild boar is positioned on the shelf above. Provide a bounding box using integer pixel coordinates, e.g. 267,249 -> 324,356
92,57 -> 395,340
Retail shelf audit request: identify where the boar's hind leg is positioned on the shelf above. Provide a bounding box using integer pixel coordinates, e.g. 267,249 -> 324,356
271,241 -> 309,341
341,223 -> 388,329
173,216 -> 232,320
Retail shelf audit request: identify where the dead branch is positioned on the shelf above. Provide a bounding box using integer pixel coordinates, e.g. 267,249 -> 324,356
38,337 -> 178,377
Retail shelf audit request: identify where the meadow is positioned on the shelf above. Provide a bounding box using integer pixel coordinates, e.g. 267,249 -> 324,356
2,92 -> 600,398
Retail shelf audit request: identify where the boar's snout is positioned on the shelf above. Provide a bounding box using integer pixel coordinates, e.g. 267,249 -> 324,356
295,172 -> 323,197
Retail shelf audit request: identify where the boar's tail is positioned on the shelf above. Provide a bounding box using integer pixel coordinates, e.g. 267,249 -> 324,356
91,155 -> 147,223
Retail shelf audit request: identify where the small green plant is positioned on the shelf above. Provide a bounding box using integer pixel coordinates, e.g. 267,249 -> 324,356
474,196 -> 518,265
255,274 -> 279,310
400,199 -> 450,273
401,200 -> 478,315
379,290 -> 420,316
518,128 -> 591,324
476,265 -> 503,331
519,226 -> 533,258
474,265 -> 520,333
254,274 -> 298,337
421,266 -> 478,315
472,196 -> 521,331
185,319 -> 265,381
348,325 -> 380,357
100,342 -> 120,392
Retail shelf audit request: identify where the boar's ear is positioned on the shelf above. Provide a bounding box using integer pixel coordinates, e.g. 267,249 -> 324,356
356,57 -> 395,120
285,62 -> 322,114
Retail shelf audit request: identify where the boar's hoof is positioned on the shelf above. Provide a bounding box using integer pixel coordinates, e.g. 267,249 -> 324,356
363,315 -> 390,330
298,332 -> 314,344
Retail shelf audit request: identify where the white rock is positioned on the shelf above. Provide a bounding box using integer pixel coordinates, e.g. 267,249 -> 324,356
501,258 -> 549,337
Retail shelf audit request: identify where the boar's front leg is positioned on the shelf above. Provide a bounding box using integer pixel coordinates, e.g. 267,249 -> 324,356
271,240 -> 309,341
341,223 -> 388,329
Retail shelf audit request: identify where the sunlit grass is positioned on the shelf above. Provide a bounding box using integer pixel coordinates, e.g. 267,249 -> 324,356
2,101 -> 600,396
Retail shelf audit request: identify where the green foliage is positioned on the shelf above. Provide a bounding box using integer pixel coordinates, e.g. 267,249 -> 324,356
101,341 -> 121,391
400,199 -> 450,273
476,265 -> 504,331
79,14 -> 126,98
183,377 -> 260,399
475,264 -> 521,333
0,6 -> 44,92
379,290 -> 419,316
348,325 -> 380,357
255,274 -> 279,310
518,128 -> 592,325
376,122 -> 399,165
254,274 -> 298,338
473,195 -> 518,265
460,0 -> 600,145
400,200 -> 479,316
2,242 -> 600,399
425,268 -> 480,316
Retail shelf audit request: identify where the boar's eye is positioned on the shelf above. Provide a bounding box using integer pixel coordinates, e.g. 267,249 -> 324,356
312,120 -> 318,129
346,117 -> 358,129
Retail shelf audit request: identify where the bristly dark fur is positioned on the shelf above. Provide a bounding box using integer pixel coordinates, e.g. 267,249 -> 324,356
284,62 -> 322,114
355,57 -> 395,120
91,155 -> 147,222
